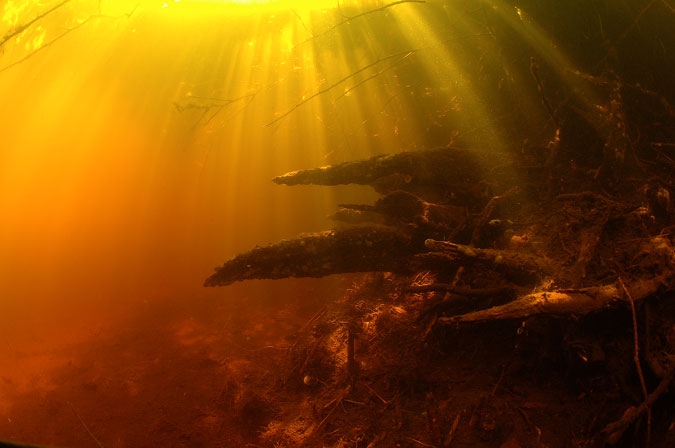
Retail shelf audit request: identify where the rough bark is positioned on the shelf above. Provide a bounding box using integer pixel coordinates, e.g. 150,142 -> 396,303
204,225 -> 418,287
272,146 -> 499,205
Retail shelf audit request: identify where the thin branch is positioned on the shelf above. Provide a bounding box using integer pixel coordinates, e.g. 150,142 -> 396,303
0,3 -> 139,75
620,277 -> 648,399
296,0 -> 426,46
613,0 -> 661,48
266,49 -> 417,126
602,364 -> 675,445
174,93 -> 256,125
0,17 -> 92,74
0,0 -> 70,49
619,276 -> 651,446
68,401 -> 105,448
405,284 -> 516,298
595,0 -> 668,70
336,49 -> 415,100
338,0 -> 426,23
291,8 -> 313,37
405,436 -> 437,448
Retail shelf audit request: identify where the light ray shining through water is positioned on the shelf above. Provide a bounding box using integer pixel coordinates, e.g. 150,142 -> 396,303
0,0 -> 605,342
0,0 -> 604,311
2,0 -> 672,444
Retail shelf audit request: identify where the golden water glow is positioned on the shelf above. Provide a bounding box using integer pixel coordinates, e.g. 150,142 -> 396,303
0,1 -> 588,309
0,0 -> 591,388
1,2 -> 619,444
179,0 -> 337,6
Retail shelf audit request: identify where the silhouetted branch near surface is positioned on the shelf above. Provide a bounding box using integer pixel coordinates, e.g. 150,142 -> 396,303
294,0 -> 426,43
173,93 -> 257,126
266,49 -> 417,126
0,1 -> 139,74
0,17 -> 92,75
328,0 -> 426,37
0,0 -> 70,50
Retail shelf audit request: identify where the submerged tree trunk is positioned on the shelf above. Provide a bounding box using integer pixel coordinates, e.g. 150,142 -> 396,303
205,68 -> 675,447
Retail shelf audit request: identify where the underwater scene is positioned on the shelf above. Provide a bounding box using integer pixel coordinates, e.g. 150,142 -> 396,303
1,0 -> 674,446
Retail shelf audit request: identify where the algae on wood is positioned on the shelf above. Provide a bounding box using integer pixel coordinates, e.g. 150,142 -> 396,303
205,226 -> 417,287
272,147 -> 497,205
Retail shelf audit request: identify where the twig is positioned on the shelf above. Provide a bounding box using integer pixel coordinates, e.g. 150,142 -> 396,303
366,432 -> 387,448
347,323 -> 357,385
0,16 -> 94,73
529,56 -> 558,127
406,284 -> 516,298
405,436 -> 437,448
362,382 -> 389,405
291,8 -> 313,37
296,0 -> 426,46
68,401 -> 105,448
470,187 -> 520,247
619,278 -> 648,399
335,54 -> 407,100
0,0 -> 70,49
1,4 -> 138,75
602,363 -> 675,445
316,385 -> 352,431
443,414 -> 461,447
339,0 -> 426,22
422,239 -> 551,285
611,0 -> 660,50
594,0 -> 663,71
619,276 -> 651,446
266,49 -> 417,126
316,400 -> 340,431
175,92 -> 256,126
1,17 -> 88,74
491,363 -> 507,397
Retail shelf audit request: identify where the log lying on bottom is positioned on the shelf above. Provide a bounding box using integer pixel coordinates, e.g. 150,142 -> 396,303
438,283 -> 627,324
204,225 -> 419,287
437,235 -> 675,323
419,239 -> 553,286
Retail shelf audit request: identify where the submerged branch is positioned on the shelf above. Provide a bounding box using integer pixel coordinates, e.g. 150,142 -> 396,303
0,3 -> 138,75
204,226 -> 418,287
436,277 -> 662,324
294,0 -> 426,44
0,0 -> 70,50
273,146 -> 489,204
266,49 -> 417,127
420,239 -> 553,286
0,17 -> 92,75
437,234 -> 675,323
316,1 -> 427,42
173,93 -> 256,126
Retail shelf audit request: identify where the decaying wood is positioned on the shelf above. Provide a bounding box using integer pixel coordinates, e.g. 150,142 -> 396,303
436,276 -> 659,324
207,146 -> 492,287
470,186 -> 521,247
206,85 -> 675,447
418,239 -> 553,286
273,146 -> 498,204
332,190 -> 468,240
207,144 -> 674,320
436,234 -> 675,323
207,142 -> 674,330
204,225 -> 417,286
